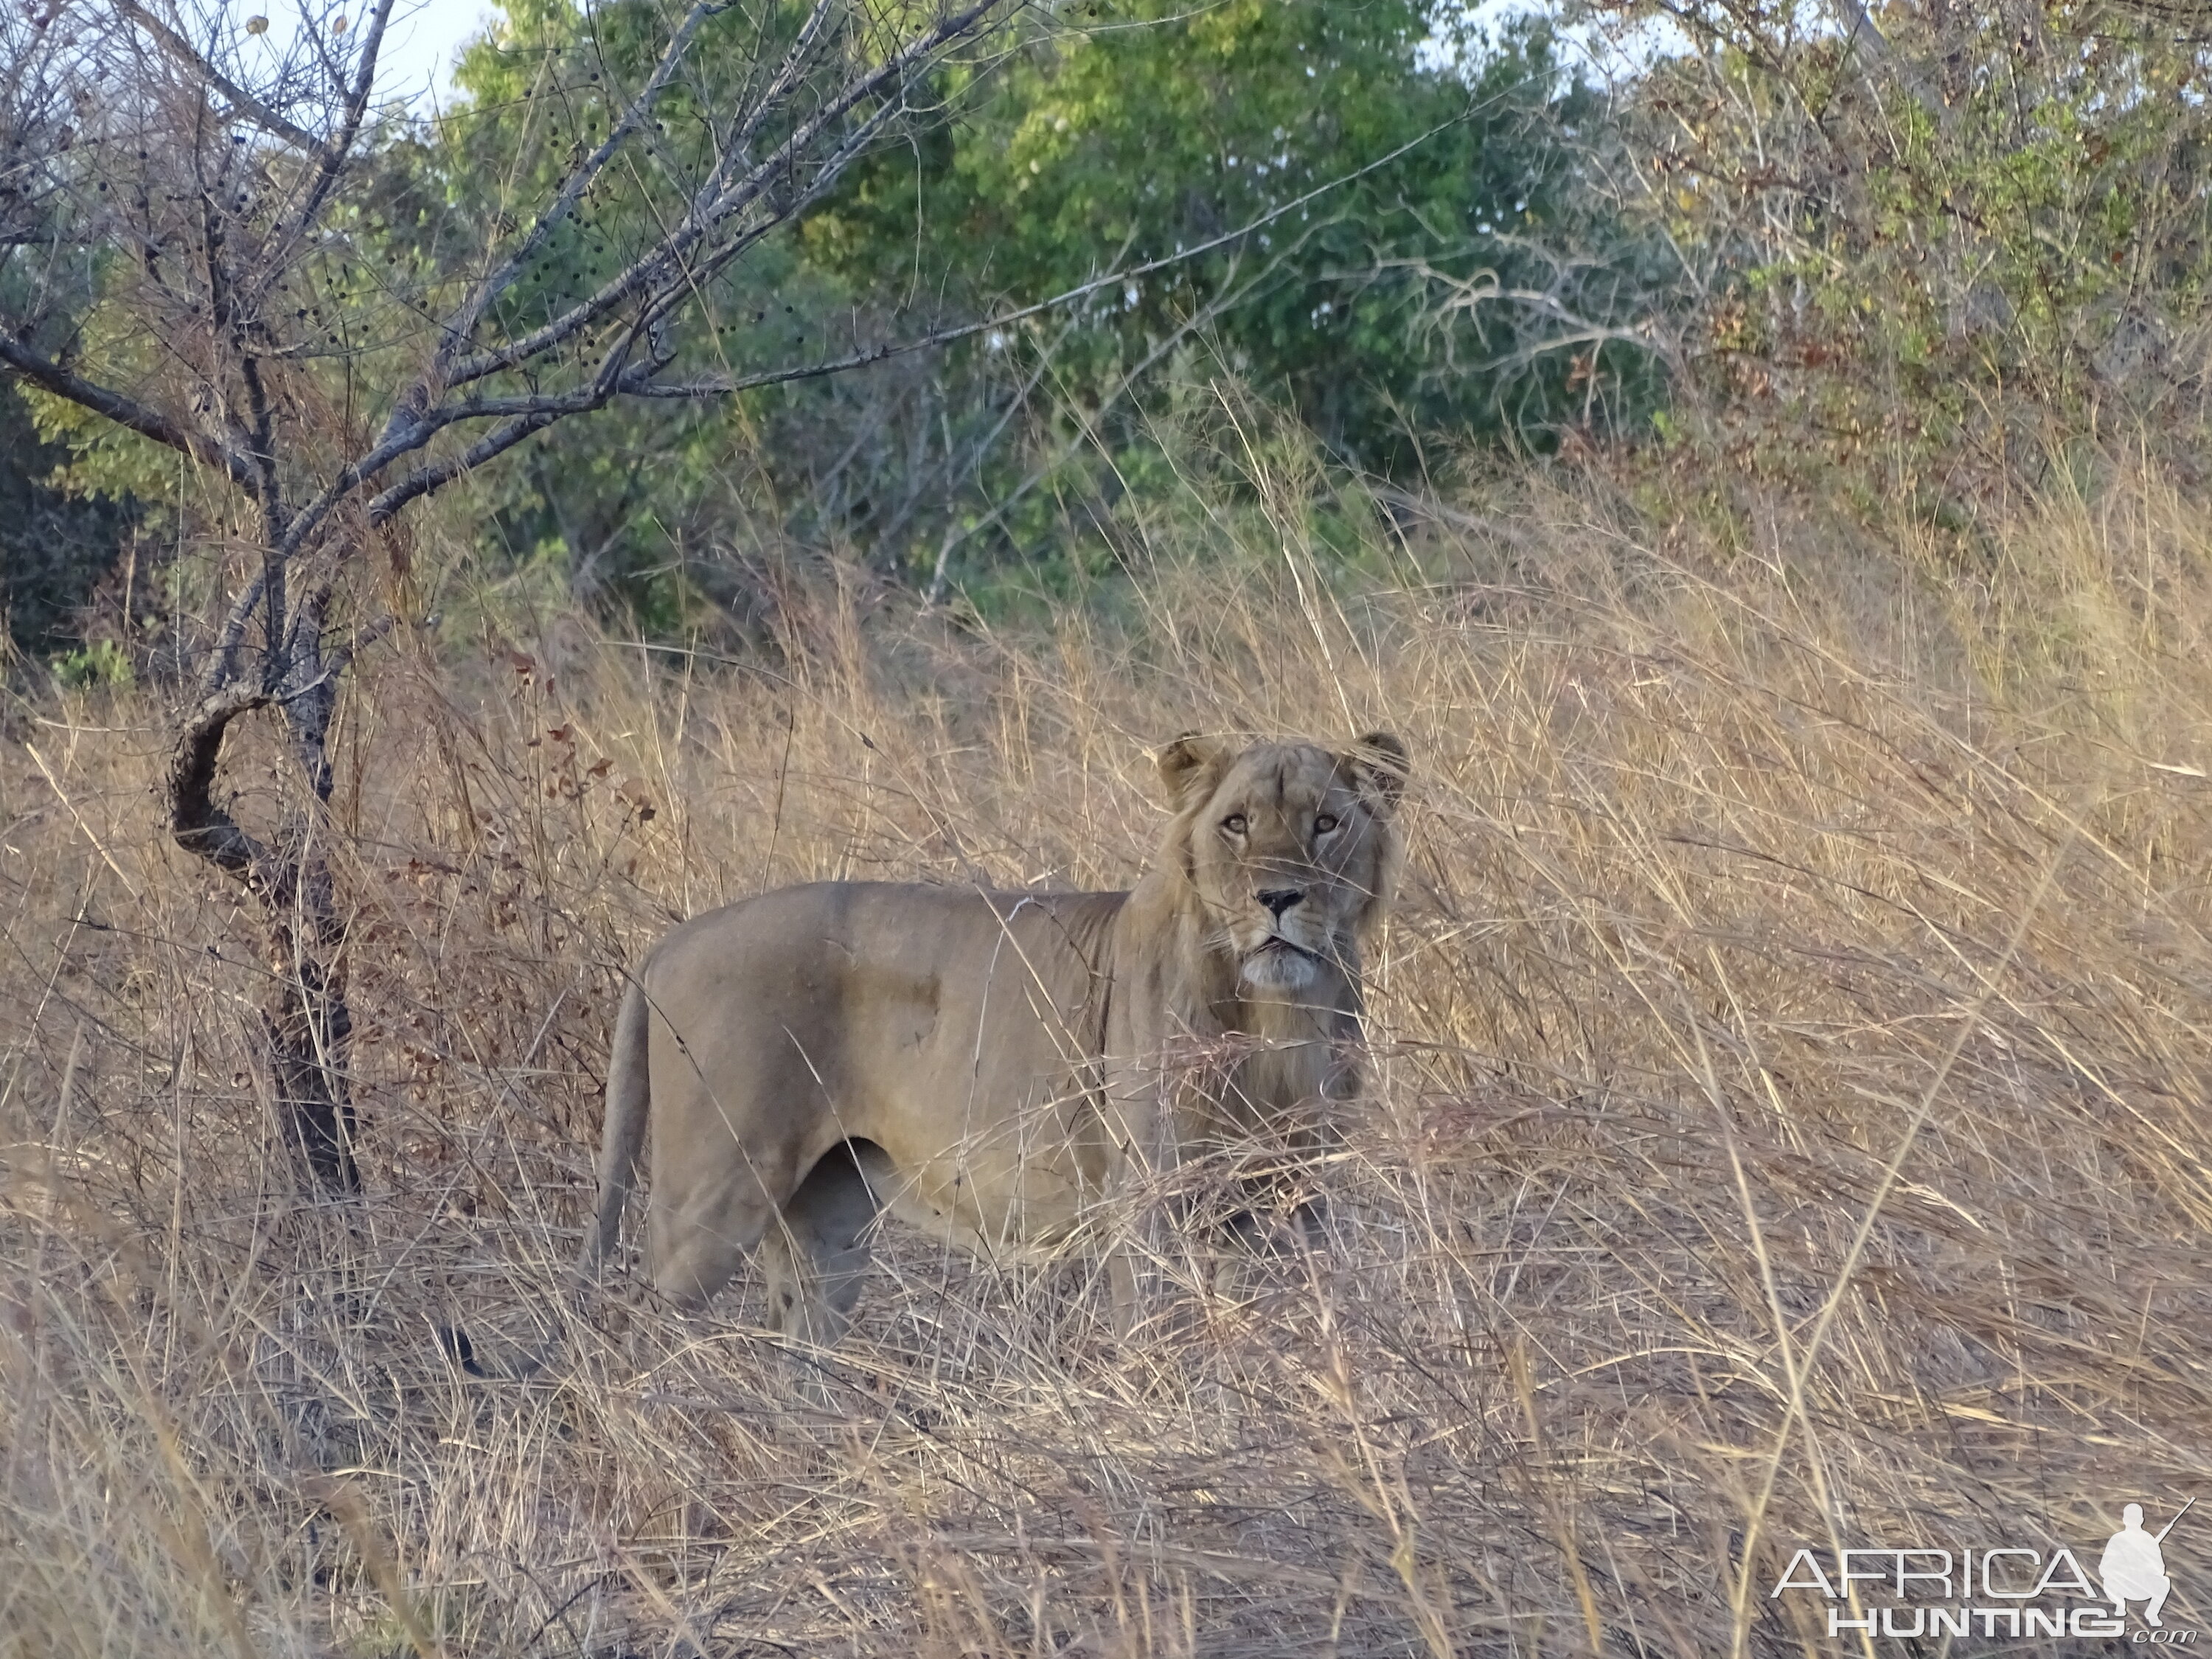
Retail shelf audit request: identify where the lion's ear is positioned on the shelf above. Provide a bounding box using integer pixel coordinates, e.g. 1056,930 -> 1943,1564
1156,731 -> 1231,808
1346,731 -> 1410,811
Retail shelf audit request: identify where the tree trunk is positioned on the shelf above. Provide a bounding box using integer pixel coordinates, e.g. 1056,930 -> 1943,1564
167,616 -> 362,1197
262,877 -> 358,1196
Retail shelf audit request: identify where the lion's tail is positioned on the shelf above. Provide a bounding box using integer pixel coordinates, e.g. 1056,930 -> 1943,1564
579,975 -> 652,1276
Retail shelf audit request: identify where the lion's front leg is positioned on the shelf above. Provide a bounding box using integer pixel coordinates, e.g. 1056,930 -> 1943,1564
1099,1056 -> 1175,1340
1098,1060 -> 1234,1339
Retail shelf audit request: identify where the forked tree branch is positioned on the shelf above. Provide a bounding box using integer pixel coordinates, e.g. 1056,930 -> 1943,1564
366,407 -> 563,525
112,0 -> 321,152
432,0 -> 754,370
434,0 -> 1005,391
279,0 -> 402,247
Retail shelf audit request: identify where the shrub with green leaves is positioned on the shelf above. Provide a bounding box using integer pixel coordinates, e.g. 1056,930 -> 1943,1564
0,386 -> 139,665
1612,0 -> 2212,511
422,0 -> 1660,621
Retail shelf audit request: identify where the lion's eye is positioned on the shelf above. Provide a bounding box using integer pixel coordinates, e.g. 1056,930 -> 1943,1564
1222,813 -> 1248,835
1314,813 -> 1339,835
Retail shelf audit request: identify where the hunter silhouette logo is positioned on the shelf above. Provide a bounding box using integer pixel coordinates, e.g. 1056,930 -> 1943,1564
2104,1499 -> 2191,1630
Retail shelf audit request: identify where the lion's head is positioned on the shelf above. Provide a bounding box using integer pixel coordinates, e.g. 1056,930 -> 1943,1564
1156,731 -> 1410,994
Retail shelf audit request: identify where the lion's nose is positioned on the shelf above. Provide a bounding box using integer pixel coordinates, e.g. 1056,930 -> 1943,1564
1256,887 -> 1305,918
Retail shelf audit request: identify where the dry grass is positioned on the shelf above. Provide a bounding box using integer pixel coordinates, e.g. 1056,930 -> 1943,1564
4,442 -> 2212,1657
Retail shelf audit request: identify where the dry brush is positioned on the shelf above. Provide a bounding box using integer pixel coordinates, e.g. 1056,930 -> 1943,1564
3,456 -> 2211,1655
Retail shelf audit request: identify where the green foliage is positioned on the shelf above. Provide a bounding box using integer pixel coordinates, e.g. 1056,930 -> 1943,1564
6,241 -> 175,511
0,385 -> 141,661
810,1 -> 1648,464
414,0 -> 1660,625
51,639 -> 134,691
1630,0 -> 2212,506
23,385 -> 178,507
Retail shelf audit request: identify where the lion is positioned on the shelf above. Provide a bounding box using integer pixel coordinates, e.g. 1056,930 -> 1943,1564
577,730 -> 1409,1346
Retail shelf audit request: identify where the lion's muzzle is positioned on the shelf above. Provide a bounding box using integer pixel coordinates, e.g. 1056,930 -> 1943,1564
1240,935 -> 1324,990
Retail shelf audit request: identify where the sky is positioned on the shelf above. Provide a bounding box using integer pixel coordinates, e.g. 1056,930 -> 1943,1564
222,1 -> 496,105
371,0 -> 496,100
232,1 -> 1683,112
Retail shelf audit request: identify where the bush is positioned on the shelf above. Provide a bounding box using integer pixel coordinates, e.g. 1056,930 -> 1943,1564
1599,0 -> 2212,513
0,385 -> 139,664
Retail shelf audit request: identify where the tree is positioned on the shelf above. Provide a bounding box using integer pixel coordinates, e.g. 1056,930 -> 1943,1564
442,1 -> 1665,616
802,0 -> 1662,584
0,0 -> 1026,1194
815,4 -> 1574,453
1585,0 -> 2212,501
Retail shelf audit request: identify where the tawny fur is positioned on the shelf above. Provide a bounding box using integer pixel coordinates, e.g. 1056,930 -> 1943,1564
579,732 -> 1408,1346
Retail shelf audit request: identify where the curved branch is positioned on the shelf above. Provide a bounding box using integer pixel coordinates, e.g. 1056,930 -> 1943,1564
166,685 -> 278,888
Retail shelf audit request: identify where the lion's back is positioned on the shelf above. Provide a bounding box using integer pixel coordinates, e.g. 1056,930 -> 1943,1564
643,880 -> 1124,998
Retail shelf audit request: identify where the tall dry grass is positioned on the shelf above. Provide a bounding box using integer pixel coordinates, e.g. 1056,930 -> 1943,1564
4,439 -> 2211,1657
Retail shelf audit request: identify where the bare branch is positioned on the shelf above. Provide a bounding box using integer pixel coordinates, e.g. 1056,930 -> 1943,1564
0,330 -> 260,493
206,566 -> 271,692
284,334 -> 667,553
703,0 -> 843,199
432,0 -> 748,375
438,0 -> 1008,389
367,408 -> 562,526
111,0 -> 319,152
281,0 -> 403,246
1397,256 -> 1672,376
